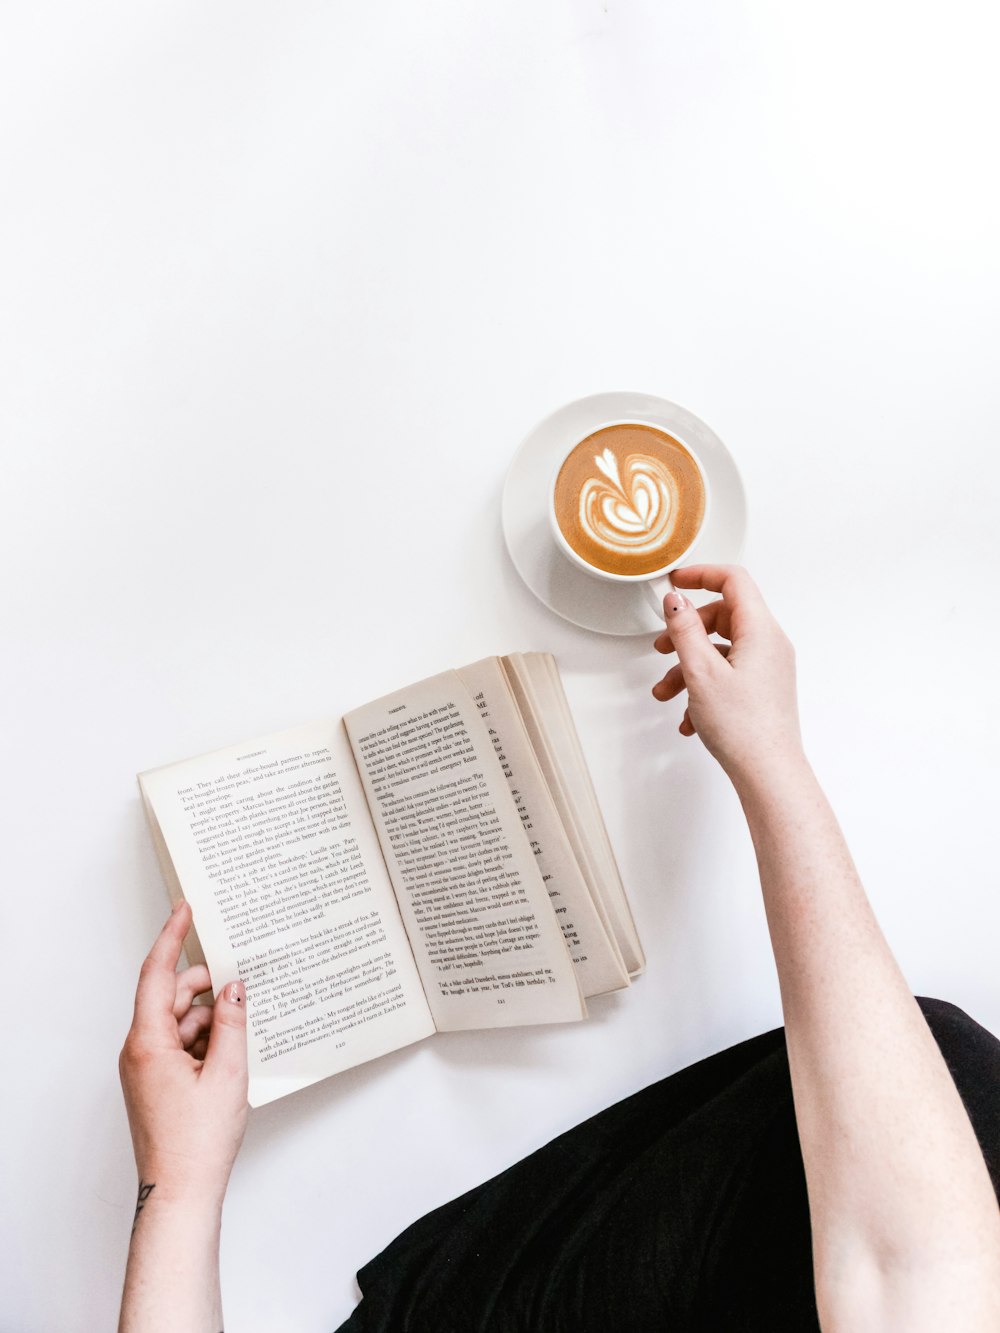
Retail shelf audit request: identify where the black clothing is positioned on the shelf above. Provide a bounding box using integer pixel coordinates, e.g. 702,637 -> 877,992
336,998 -> 1000,1331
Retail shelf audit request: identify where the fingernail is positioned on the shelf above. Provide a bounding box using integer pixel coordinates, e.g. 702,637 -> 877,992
171,900 -> 184,914
663,592 -> 693,617
226,981 -> 245,1005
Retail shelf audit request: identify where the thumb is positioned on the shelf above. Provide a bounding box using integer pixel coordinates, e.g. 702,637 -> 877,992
662,590 -> 716,675
203,979 -> 248,1085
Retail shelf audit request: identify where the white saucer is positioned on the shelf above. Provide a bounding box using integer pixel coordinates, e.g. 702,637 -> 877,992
501,392 -> 748,636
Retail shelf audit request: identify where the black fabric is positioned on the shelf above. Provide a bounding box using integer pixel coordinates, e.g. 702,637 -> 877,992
335,998 -> 1000,1332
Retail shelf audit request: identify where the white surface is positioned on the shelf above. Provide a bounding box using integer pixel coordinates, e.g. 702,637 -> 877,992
502,390 -> 747,633
2,3 -> 998,1330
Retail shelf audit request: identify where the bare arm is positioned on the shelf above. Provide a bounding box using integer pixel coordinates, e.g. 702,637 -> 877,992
653,566 -> 1000,1332
118,903 -> 248,1333
120,1186 -> 224,1333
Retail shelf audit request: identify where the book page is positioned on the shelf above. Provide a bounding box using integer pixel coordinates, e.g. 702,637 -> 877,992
139,721 -> 435,1106
343,672 -> 586,1032
455,657 -> 629,997
503,655 -> 645,976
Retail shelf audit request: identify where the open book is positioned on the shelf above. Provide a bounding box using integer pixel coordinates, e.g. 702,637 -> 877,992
139,655 -> 643,1106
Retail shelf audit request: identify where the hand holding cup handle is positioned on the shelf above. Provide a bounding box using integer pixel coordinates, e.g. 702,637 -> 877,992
639,571 -> 678,620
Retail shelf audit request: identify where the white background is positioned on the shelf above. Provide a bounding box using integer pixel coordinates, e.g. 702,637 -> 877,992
2,2 -> 998,1329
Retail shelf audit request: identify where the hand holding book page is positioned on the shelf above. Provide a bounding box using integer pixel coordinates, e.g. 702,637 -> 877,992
139,721 -> 437,1106
139,654 -> 641,1106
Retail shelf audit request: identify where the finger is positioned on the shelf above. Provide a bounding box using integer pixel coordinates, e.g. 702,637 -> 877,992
132,902 -> 194,1037
652,663 -> 686,702
653,640 -> 731,699
654,598 -> 732,654
188,1034 -> 210,1062
173,965 -> 213,1019
660,589 -> 725,681
202,981 -> 249,1092
146,900 -> 192,967
654,642 -> 731,702
667,566 -> 769,659
679,708 -> 697,737
178,1003 -> 214,1049
670,564 -> 765,604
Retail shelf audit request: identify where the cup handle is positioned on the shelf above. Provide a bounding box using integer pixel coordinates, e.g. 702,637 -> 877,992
641,572 -> 676,622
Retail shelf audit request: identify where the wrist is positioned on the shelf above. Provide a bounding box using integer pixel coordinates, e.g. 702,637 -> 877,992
131,1158 -> 230,1216
132,1190 -> 224,1241
724,744 -> 814,804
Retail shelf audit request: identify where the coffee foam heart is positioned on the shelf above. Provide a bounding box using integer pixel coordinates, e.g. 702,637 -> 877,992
580,447 -> 679,555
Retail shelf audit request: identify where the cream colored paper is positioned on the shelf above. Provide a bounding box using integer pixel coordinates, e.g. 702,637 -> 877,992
344,672 -> 585,1032
139,721 -> 434,1107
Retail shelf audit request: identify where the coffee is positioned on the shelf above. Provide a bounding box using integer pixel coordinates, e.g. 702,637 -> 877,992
552,423 -> 706,576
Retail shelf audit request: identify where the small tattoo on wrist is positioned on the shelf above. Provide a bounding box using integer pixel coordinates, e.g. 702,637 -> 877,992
131,1180 -> 155,1234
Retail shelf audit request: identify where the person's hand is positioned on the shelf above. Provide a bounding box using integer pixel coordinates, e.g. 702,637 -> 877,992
651,565 -> 803,782
119,902 -> 248,1208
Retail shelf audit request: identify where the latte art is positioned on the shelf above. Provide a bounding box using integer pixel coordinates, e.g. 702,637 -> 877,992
552,422 -> 706,576
580,447 -> 680,556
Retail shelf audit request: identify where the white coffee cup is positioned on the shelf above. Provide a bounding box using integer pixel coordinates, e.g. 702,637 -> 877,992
548,419 -> 711,618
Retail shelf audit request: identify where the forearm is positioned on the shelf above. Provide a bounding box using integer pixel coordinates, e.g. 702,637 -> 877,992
119,1182 -> 225,1333
733,752 -> 1000,1329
